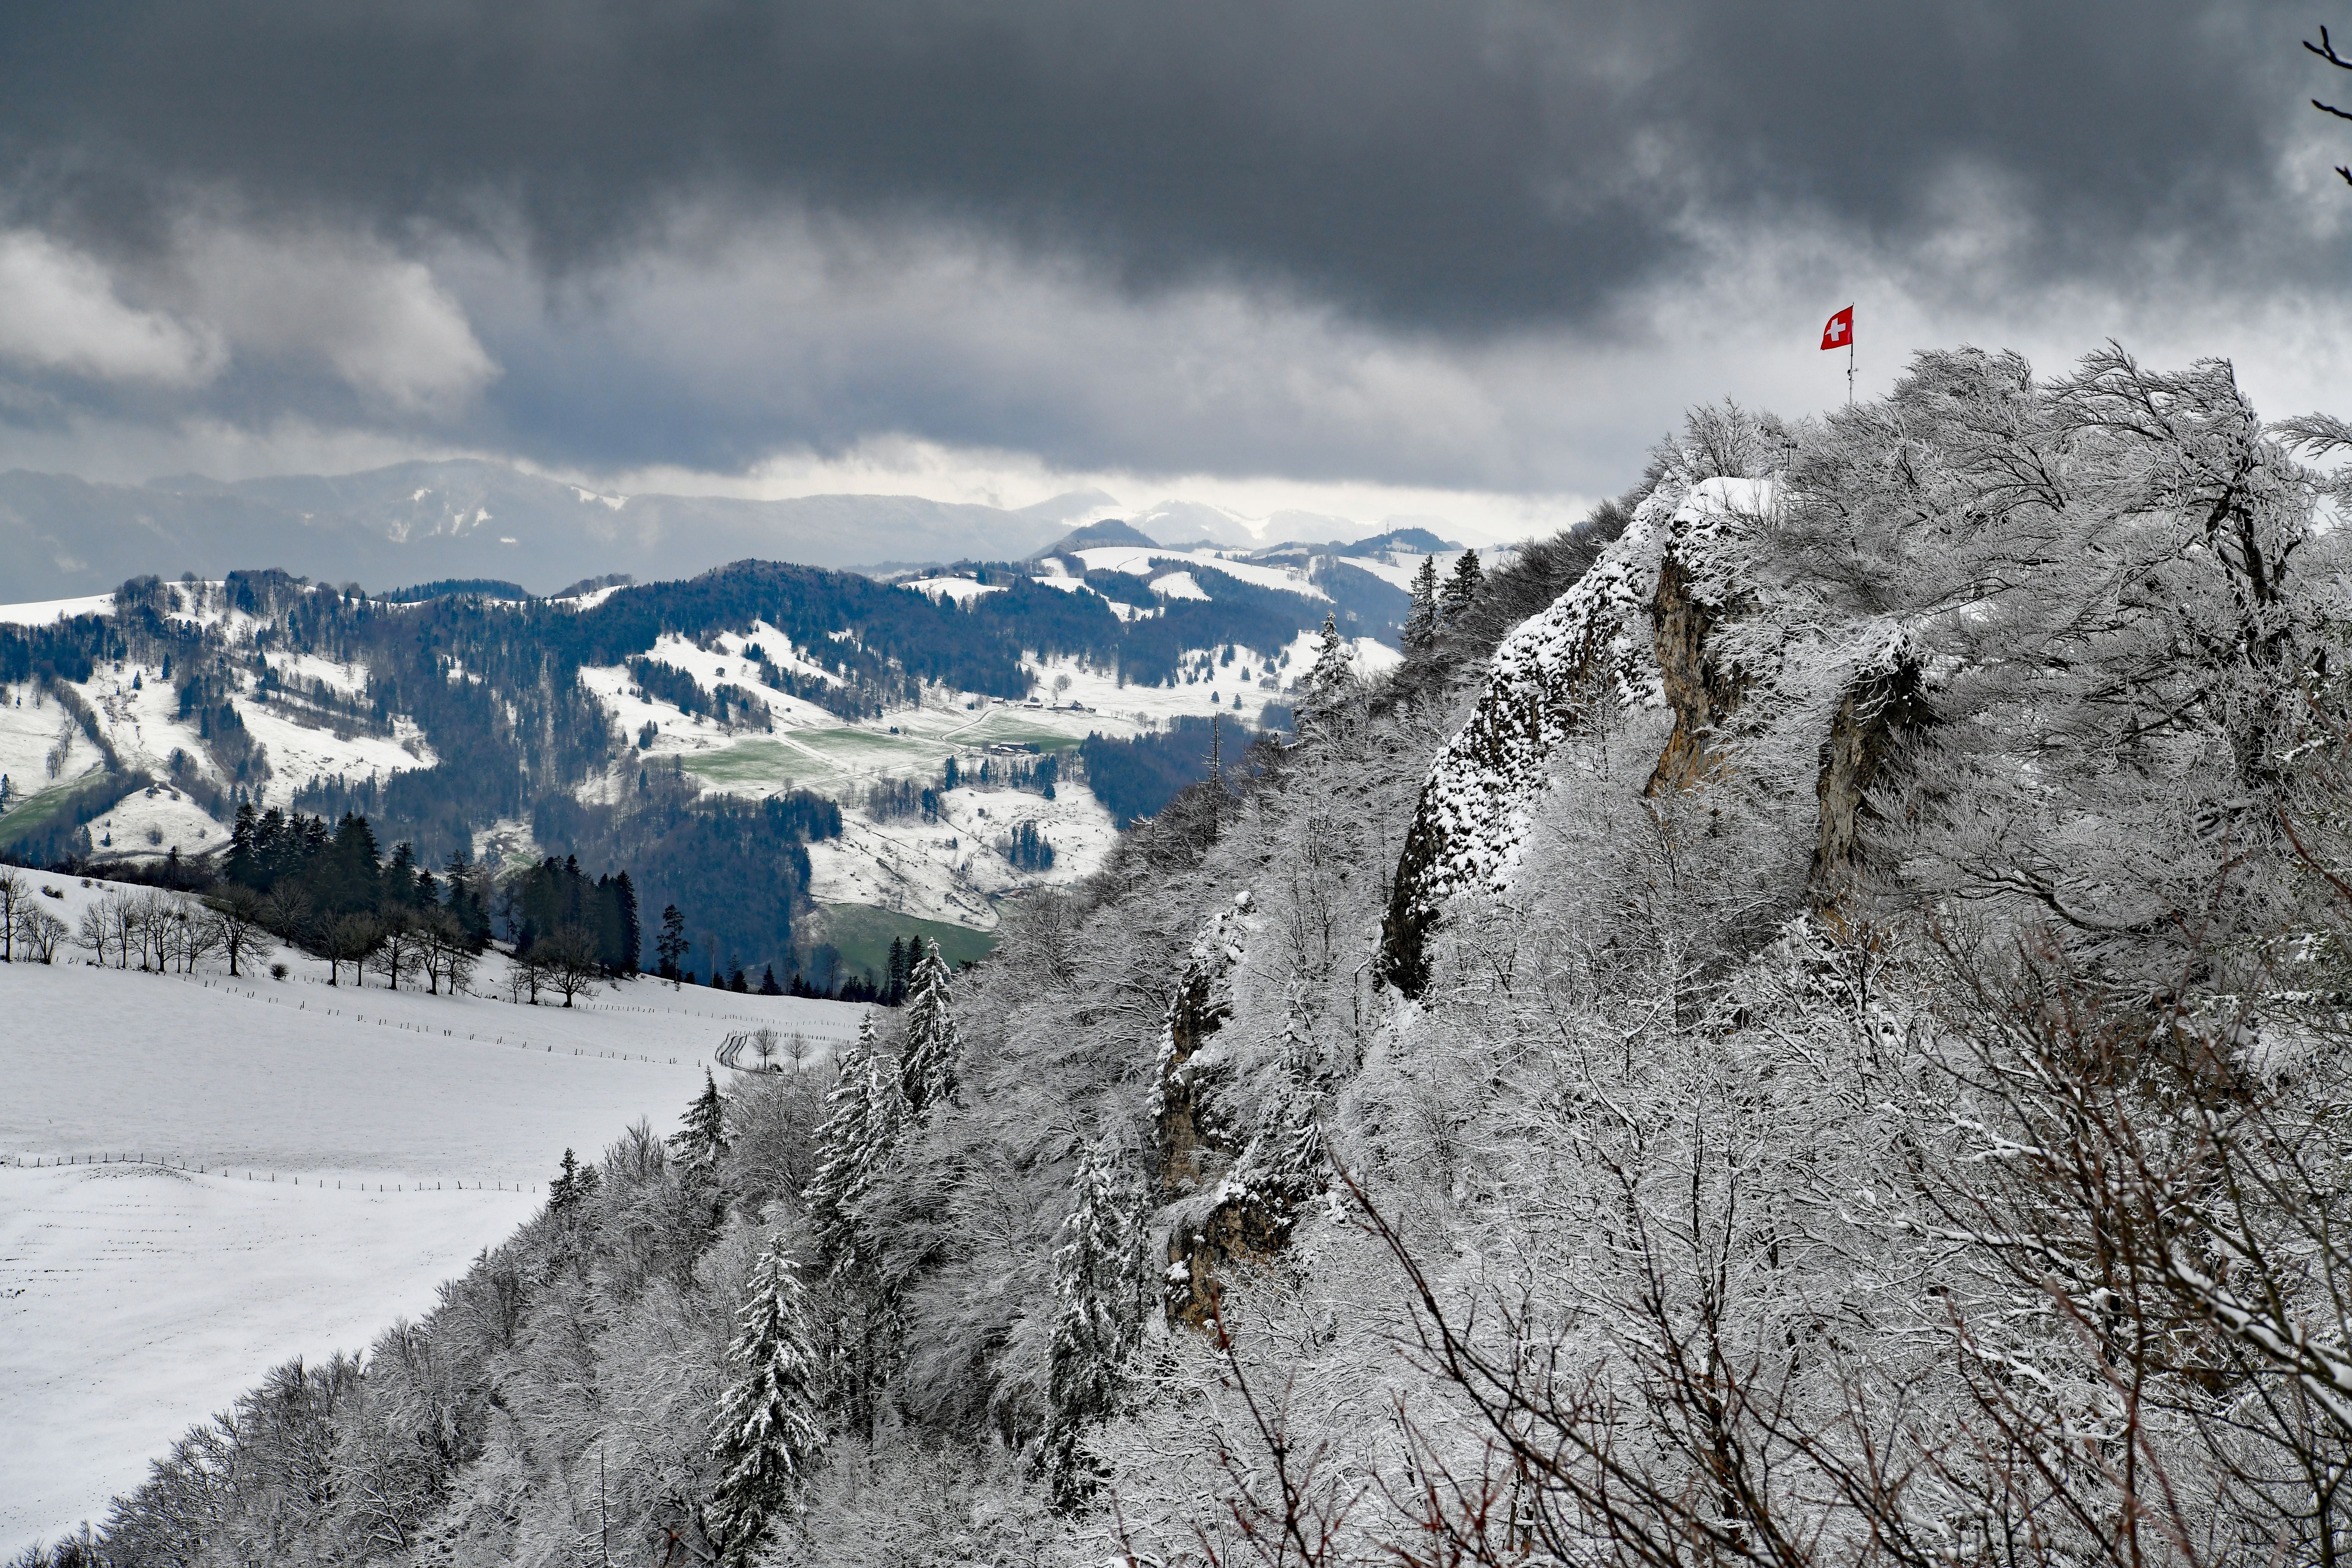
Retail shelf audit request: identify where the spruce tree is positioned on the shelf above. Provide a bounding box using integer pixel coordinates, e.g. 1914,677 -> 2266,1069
671,1070 -> 730,1173
1038,1141 -> 1151,1510
656,903 -> 689,988
1403,554 -> 1441,656
549,1148 -> 600,1212
898,941 -> 964,1116
803,1018 -> 907,1275
705,1237 -> 826,1566
1302,612 -> 1356,728
801,1018 -> 911,1438
1439,546 -> 1482,622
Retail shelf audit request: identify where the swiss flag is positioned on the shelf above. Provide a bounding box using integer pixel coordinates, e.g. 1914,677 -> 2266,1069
1820,305 -> 1854,350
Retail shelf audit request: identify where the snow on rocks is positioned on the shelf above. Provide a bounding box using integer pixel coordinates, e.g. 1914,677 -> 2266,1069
1378,477 -> 1776,992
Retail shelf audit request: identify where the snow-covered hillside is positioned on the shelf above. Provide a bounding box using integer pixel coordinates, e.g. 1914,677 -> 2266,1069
0,884 -> 866,1555
0,580 -> 439,861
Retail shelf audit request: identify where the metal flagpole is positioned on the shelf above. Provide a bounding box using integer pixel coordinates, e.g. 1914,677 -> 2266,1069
1847,314 -> 1855,407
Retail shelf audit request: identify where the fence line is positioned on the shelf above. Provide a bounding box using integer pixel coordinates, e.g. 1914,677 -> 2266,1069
5,1148 -> 542,1195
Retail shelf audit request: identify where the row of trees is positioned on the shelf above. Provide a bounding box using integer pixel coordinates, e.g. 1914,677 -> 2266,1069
0,871 -> 70,963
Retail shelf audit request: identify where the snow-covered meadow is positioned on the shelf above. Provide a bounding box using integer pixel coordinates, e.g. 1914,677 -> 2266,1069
0,891 -> 867,1556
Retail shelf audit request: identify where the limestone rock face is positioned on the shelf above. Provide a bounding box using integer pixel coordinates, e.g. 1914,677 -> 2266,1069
1151,890 -> 1328,1329
1807,634 -> 1933,911
1644,487 -> 1769,796
1379,477 -> 1777,995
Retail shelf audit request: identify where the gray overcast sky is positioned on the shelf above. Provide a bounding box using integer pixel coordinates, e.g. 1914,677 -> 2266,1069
0,2 -> 2343,536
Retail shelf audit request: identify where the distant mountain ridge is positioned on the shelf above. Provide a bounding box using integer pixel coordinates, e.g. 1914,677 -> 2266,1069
0,457 -> 1481,604
1032,518 -> 1159,557
0,459 -> 1088,601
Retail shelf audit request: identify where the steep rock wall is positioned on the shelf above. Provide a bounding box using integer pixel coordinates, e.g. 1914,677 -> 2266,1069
1152,891 -> 1326,1330
1379,478 -> 1775,994
1806,632 -> 1933,912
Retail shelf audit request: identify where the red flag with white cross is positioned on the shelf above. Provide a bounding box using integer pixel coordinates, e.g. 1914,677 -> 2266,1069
1820,305 -> 1854,351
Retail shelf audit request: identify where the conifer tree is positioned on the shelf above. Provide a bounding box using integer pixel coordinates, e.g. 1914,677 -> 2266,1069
801,1018 -> 911,1438
656,903 -> 689,988
803,1018 -> 906,1275
705,1237 -> 826,1566
1439,546 -> 1482,621
671,1069 -> 730,1174
1402,554 -> 1441,655
1301,612 -> 1357,728
1038,1141 -> 1151,1510
898,940 -> 964,1116
548,1147 -> 600,1212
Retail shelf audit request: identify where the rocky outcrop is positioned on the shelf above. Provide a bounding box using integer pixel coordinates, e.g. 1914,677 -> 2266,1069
1163,1095 -> 1326,1331
1153,892 -> 1250,1200
1379,478 -> 1777,996
1644,495 -> 1764,796
1806,633 -> 1932,912
1150,891 -> 1332,1330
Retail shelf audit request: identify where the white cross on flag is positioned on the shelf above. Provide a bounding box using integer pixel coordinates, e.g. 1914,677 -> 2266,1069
1820,305 -> 1854,350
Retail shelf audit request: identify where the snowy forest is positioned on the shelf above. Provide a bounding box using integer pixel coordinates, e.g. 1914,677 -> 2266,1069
39,341 -> 2352,1567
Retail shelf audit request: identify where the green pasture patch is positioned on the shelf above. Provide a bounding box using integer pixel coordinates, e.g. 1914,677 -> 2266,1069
680,739 -> 826,789
818,902 -> 998,978
0,769 -> 125,852
789,729 -> 947,769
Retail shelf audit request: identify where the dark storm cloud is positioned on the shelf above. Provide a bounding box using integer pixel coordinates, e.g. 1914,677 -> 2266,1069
0,1 -> 2313,333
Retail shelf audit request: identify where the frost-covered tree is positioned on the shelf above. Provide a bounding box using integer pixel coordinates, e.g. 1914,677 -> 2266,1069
705,1237 -> 825,1566
670,1069 -> 730,1174
804,1017 -> 904,1274
802,1017 -> 911,1437
898,940 -> 963,1116
1438,546 -> 1482,621
1300,613 -> 1357,730
1402,555 -> 1441,657
1038,1141 -> 1151,1511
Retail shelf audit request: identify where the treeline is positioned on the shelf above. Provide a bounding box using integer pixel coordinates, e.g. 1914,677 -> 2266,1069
216,803 -> 500,986
532,767 -> 840,985
1078,715 -> 1234,827
499,853 -> 640,974
866,749 -> 1059,822
378,577 -> 528,602
626,656 -> 774,730
0,614 -> 113,686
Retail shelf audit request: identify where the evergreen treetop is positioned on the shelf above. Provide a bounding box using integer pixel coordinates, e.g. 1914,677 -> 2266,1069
1302,611 -> 1357,721
705,1236 -> 825,1566
898,940 -> 964,1116
1439,546 -> 1482,620
1403,554 -> 1441,656
548,1147 -> 600,1212
671,1069 -> 730,1173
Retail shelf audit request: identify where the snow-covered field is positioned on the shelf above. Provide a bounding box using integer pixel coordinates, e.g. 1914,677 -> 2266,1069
806,779 -> 1121,928
0,904 -> 866,1555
